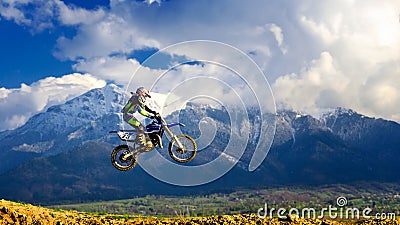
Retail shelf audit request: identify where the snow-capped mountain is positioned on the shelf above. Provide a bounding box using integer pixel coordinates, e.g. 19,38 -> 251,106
322,107 -> 400,149
1,84 -> 400,204
0,84 -> 127,173
1,83 -> 400,173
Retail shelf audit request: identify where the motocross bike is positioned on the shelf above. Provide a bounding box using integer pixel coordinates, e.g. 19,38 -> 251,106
109,115 -> 197,171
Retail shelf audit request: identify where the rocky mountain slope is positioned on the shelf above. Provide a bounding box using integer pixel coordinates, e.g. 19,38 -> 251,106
0,84 -> 399,204
0,84 -> 126,173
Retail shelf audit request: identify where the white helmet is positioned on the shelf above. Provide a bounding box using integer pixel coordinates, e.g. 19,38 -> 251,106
136,87 -> 151,98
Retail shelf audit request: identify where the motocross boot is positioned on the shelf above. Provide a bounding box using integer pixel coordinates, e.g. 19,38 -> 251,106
135,133 -> 146,145
144,134 -> 153,150
136,133 -> 153,150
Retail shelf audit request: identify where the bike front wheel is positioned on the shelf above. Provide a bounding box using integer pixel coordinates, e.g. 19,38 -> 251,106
168,134 -> 197,163
111,145 -> 138,171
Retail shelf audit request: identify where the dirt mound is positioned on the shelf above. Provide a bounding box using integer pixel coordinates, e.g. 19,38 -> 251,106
1,199 -> 399,225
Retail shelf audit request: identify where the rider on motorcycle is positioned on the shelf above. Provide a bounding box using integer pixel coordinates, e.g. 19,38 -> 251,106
121,87 -> 157,149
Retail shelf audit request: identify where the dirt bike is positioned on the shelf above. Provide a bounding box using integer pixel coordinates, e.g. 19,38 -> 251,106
109,115 -> 197,171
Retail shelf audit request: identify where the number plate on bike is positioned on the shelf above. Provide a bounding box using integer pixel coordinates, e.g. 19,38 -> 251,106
117,131 -> 130,140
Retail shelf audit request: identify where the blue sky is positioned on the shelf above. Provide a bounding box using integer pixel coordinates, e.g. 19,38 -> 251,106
0,19 -> 72,88
0,0 -> 399,131
0,0 -> 108,88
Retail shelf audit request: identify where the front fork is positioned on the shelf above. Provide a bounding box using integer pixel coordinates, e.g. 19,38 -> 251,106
161,119 -> 185,150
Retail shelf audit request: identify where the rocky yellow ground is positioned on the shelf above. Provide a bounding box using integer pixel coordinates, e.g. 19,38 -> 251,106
1,199 -> 399,225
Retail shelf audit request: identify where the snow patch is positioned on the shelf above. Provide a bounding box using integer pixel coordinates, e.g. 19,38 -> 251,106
68,130 -> 82,140
220,152 -> 239,164
12,141 -> 54,153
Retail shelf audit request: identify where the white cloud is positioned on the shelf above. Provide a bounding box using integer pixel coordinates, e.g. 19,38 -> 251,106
0,0 -> 107,32
360,63 -> 400,122
0,73 -> 106,131
268,23 -> 288,54
273,50 -> 400,122
0,0 -> 31,25
299,1 -> 400,63
55,0 -> 106,25
64,0 -> 400,122
144,0 -> 161,6
54,14 -> 160,60
273,52 -> 350,115
2,0 -> 400,123
53,0 -> 286,71
0,0 -> 58,31
272,0 -> 400,121
73,56 -> 141,85
0,87 -> 11,98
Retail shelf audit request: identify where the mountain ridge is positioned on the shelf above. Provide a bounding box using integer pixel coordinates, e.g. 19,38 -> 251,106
0,84 -> 399,204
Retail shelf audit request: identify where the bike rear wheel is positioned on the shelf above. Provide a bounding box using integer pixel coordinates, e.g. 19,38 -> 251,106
111,145 -> 138,171
168,134 -> 197,163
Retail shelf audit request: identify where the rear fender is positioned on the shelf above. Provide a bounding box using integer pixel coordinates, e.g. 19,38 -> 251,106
167,122 -> 185,128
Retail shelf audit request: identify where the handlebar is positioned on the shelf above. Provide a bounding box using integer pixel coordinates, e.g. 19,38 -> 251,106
152,113 -> 162,123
